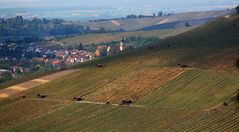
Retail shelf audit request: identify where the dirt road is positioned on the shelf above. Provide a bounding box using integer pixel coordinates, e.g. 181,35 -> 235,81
28,98 -> 146,108
0,69 -> 79,98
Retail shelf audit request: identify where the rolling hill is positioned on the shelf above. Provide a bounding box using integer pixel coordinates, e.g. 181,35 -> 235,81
0,13 -> 239,131
79,9 -> 235,31
60,27 -> 193,45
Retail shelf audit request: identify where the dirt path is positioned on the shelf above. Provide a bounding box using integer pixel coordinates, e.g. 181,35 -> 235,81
53,41 -> 67,49
0,69 -> 79,98
28,98 -> 146,108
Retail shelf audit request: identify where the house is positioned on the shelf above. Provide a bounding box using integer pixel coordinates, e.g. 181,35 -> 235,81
95,46 -> 108,57
0,69 -> 12,81
52,60 -> 61,66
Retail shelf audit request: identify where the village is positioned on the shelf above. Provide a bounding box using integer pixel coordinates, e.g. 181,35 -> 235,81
0,40 -> 126,82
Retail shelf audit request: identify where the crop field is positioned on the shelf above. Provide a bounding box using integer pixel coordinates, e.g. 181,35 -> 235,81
60,28 -> 192,45
137,70 -> 239,110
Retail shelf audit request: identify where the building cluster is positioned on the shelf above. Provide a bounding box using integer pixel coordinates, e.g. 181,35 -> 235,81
95,41 -> 125,57
55,49 -> 95,65
0,42 -> 97,76
0,40 -> 127,81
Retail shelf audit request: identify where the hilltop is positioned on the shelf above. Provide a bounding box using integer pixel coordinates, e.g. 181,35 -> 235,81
0,13 -> 239,131
79,9 -> 235,31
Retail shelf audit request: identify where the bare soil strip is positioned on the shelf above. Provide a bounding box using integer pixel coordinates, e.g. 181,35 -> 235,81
0,69 -> 79,98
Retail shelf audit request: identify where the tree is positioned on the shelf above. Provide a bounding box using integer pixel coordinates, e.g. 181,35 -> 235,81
78,43 -> 83,50
153,13 -> 156,17
126,14 -> 137,19
236,5 -> 239,14
185,22 -> 191,27
99,27 -> 106,33
158,11 -> 163,17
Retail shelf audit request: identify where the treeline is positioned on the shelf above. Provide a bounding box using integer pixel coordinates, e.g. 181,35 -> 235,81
0,16 -> 113,42
125,11 -> 174,19
237,5 -> 239,13
90,11 -> 174,22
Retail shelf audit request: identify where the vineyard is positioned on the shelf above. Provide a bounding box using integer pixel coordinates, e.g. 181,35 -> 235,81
138,70 -> 239,110
0,98 -> 239,131
167,102 -> 239,131
7,102 -> 198,131
0,14 -> 239,131
84,67 -> 185,102
6,65 -> 185,103
0,99 -> 69,130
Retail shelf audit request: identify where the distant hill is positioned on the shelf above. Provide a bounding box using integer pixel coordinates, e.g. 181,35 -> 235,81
79,9 -> 236,31
59,27 -> 193,45
0,13 -> 239,131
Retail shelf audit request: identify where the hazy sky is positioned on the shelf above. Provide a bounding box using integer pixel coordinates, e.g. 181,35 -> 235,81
0,0 -> 238,8
0,0 -> 238,21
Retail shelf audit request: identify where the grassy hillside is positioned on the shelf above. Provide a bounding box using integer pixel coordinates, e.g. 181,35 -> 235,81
60,28 -> 192,45
0,14 -> 239,131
